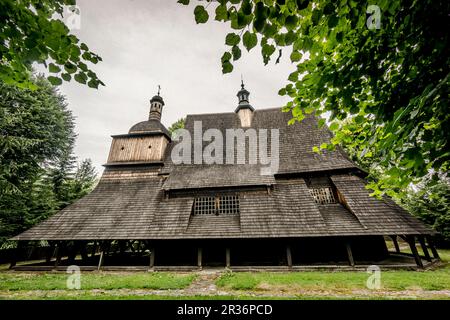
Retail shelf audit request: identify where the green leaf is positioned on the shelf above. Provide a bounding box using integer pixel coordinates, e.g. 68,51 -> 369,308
288,71 -> 298,82
285,15 -> 298,31
221,52 -> 232,63
61,73 -> 71,82
49,63 -> 61,73
177,0 -> 189,5
241,0 -> 252,15
312,146 -> 320,153
225,33 -> 240,46
243,31 -> 258,51
74,72 -> 87,84
290,51 -> 302,62
215,4 -> 228,21
88,80 -> 99,89
222,61 -> 233,74
47,76 -> 62,86
80,43 -> 89,51
64,62 -> 77,74
329,122 -> 339,131
262,44 -> 275,56
194,5 -> 209,24
328,15 -> 339,28
231,45 -> 241,61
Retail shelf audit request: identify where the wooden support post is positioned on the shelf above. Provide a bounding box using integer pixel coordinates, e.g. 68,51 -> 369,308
97,251 -> 104,271
226,248 -> 231,268
345,242 -> 355,267
46,242 -> 56,263
90,241 -> 97,258
418,236 -> 431,262
427,236 -> 440,260
9,241 -> 22,269
407,236 -> 423,268
80,242 -> 89,262
197,248 -> 203,269
54,243 -> 62,268
286,245 -> 293,269
391,235 -> 400,253
68,242 -> 77,264
149,247 -> 155,269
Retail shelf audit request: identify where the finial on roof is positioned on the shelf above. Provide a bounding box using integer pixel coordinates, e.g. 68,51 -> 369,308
235,78 -> 254,113
149,84 -> 165,121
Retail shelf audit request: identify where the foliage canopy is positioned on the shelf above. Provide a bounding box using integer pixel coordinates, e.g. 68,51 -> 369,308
180,0 -> 449,196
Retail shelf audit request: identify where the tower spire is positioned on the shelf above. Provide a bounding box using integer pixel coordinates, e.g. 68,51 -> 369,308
235,78 -> 254,112
149,85 -> 165,121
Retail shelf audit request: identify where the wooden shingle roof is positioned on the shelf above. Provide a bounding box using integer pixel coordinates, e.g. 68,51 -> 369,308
12,108 -> 434,240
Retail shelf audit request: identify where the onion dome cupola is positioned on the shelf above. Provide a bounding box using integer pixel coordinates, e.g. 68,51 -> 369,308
235,80 -> 254,127
106,86 -> 171,166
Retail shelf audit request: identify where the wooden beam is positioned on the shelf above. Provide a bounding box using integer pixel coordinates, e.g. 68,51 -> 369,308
80,242 -> 89,262
226,248 -> 231,268
407,236 -> 423,268
426,236 -> 440,260
46,242 -> 56,263
391,235 -> 400,253
9,241 -> 22,269
345,242 -> 355,267
149,247 -> 155,269
54,243 -> 62,268
197,248 -> 203,269
97,250 -> 104,271
286,245 -> 293,269
418,236 -> 431,262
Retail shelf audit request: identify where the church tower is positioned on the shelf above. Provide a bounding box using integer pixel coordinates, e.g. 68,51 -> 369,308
235,80 -> 254,127
106,88 -> 171,165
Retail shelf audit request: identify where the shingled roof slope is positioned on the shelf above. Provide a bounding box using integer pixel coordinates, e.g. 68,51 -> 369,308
161,108 -> 357,187
13,175 -> 432,240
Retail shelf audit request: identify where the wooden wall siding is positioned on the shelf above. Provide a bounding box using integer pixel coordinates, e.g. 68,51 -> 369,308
237,108 -> 254,127
107,136 -> 168,163
102,168 -> 160,180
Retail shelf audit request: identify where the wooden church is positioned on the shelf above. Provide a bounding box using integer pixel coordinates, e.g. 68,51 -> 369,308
12,83 -> 439,270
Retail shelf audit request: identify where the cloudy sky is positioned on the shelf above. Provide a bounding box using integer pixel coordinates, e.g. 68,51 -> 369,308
58,0 -> 294,173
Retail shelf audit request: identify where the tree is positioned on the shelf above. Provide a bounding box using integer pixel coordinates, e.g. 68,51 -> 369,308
68,159 -> 97,201
401,178 -> 450,246
0,0 -> 103,89
180,0 -> 449,195
168,117 -> 186,137
0,76 -> 96,243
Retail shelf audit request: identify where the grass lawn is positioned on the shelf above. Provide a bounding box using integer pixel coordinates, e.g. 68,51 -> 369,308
0,272 -> 196,291
216,249 -> 450,293
0,249 -> 448,300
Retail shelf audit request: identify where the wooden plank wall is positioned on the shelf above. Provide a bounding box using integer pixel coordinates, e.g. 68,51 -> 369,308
107,136 -> 168,163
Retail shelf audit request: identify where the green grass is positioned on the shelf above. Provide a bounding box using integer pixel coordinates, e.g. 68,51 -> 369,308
216,249 -> 450,292
216,268 -> 450,291
0,272 -> 196,290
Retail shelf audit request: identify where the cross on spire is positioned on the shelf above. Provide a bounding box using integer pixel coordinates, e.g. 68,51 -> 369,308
157,85 -> 161,96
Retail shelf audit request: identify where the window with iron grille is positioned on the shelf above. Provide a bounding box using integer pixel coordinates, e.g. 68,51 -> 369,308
192,195 -> 240,215
309,187 -> 337,204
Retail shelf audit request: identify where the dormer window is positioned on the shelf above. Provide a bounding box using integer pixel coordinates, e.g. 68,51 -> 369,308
305,176 -> 338,205
309,187 -> 337,204
192,195 -> 240,215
